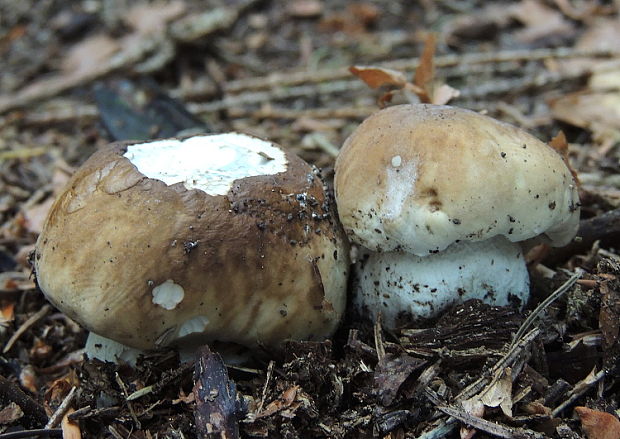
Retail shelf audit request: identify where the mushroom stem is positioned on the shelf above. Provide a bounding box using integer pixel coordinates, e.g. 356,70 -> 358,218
353,236 -> 530,329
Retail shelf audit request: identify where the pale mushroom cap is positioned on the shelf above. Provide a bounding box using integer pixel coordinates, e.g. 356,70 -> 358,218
335,104 -> 580,256
35,134 -> 349,350
354,236 -> 529,328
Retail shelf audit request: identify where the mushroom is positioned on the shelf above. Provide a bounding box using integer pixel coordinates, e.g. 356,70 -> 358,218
334,104 -> 580,328
34,133 -> 349,356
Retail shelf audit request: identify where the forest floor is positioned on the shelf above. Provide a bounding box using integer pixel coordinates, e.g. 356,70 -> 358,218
1,0 -> 620,438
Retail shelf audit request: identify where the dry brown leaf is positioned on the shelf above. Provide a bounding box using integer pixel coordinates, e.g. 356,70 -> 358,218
512,0 -> 574,43
0,302 -> 15,324
548,130 -> 568,158
22,197 -> 54,234
432,84 -> 461,106
287,0 -> 323,18
257,385 -> 301,418
319,3 -> 379,34
480,367 -> 513,417
460,398 -> 485,439
349,66 -> 407,89
575,406 -> 620,439
0,402 -> 23,425
522,401 -> 552,416
61,408 -> 82,439
126,1 -> 187,34
556,18 -> 620,75
413,33 -> 436,103
61,34 -> 120,75
19,365 -> 38,394
550,91 -> 620,148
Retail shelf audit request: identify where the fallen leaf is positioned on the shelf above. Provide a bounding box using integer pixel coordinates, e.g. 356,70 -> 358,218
550,91 -> 620,148
61,34 -> 120,75
575,406 -> 620,439
256,385 -> 313,420
548,131 -> 568,158
349,66 -> 407,89
460,398 -> 485,439
125,1 -> 187,34
413,33 -> 437,103
287,0 -> 323,18
61,408 -> 82,439
557,18 -> 620,75
0,402 -> 23,425
480,367 -> 513,417
19,365 -> 38,394
0,302 -> 15,325
22,197 -> 54,234
432,84 -> 461,106
373,353 -> 426,406
319,3 -> 380,34
30,337 -> 53,361
511,0 -> 574,44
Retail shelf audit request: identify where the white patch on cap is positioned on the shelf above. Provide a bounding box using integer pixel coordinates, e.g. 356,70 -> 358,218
391,155 -> 402,167
383,158 -> 417,220
177,316 -> 210,337
152,279 -> 184,310
124,133 -> 288,196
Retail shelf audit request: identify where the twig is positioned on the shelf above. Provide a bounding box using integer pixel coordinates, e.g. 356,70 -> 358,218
373,317 -> 386,362
45,386 -> 77,429
256,360 -> 275,415
127,360 -> 194,401
425,388 -> 546,439
510,271 -> 581,349
3,304 -> 51,353
224,47 -> 619,93
0,429 -> 63,439
415,418 -> 458,439
551,368 -> 606,416
0,375 -> 48,428
414,329 -> 540,439
115,372 -> 142,430
458,328 -> 540,402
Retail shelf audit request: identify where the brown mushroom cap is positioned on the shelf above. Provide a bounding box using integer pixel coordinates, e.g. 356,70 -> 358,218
335,104 -> 580,256
35,134 -> 349,350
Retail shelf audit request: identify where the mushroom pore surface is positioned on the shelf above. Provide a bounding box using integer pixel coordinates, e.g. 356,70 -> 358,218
35,134 -> 349,350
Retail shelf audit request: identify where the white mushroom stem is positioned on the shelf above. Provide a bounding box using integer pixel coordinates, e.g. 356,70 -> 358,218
353,236 -> 530,329
85,332 -> 143,365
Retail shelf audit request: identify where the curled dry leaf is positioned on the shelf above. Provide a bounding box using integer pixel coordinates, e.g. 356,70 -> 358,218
349,66 -> 407,89
350,33 -> 459,106
575,406 -> 620,439
256,385 -> 307,419
511,0 -> 575,44
61,34 -> 120,75
460,398 -> 484,439
61,408 -> 82,439
0,402 -> 24,425
548,130 -> 579,184
125,1 -> 187,34
413,33 -> 437,103
480,367 -> 513,417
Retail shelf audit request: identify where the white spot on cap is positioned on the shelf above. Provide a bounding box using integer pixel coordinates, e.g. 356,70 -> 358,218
391,155 -> 402,167
152,280 -> 184,310
124,133 -> 288,196
383,159 -> 417,219
178,316 -> 210,337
